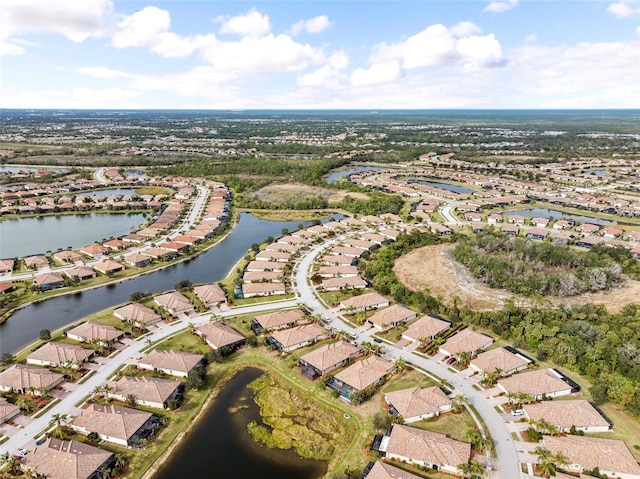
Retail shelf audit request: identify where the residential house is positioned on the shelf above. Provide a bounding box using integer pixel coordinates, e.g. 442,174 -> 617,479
34,272 -> 65,290
360,461 -> 424,479
523,400 -> 611,433
193,283 -> 227,308
543,435 -> 640,479
497,368 -> 577,400
21,438 -> 115,479
255,250 -> 292,262
113,303 -> 162,328
195,321 -> 245,351
576,223 -> 601,235
367,304 -> 417,331
321,276 -> 368,291
26,342 -> 94,368
299,340 -> 360,379
154,291 -> 194,316
575,235 -> 605,248
79,244 -> 105,259
251,309 -> 306,334
0,364 -> 64,395
0,283 -> 15,295
241,282 -> 287,298
438,329 -> 493,358
322,254 -> 355,266
23,255 -> 50,270
469,347 -> 532,376
525,228 -> 549,240
141,247 -> 176,261
52,250 -> 83,264
268,323 -> 328,353
68,404 -> 162,447
402,316 -> 451,343
331,246 -> 365,258
339,292 -> 390,313
0,258 -> 14,274
317,265 -> 360,278
137,349 -> 205,378
245,260 -> 284,272
327,356 -> 395,400
242,270 -> 282,283
500,224 -> 520,235
384,386 -> 452,423
0,397 -> 20,423
109,376 -> 184,410
93,259 -> 124,275
379,424 -> 471,476
64,266 -> 96,282
124,252 -> 152,267
65,321 -> 124,345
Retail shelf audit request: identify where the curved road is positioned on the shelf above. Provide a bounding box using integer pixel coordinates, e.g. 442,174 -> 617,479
295,237 -> 521,479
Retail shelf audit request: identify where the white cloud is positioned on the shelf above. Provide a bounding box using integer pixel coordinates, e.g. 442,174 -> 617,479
219,8 -> 271,37
525,34 -> 538,43
298,51 -> 349,88
77,66 -> 130,79
483,0 -> 518,13
450,21 -> 482,37
201,34 -> 323,72
291,15 -> 333,35
351,61 -> 402,86
456,34 -> 503,69
607,2 -> 640,18
0,0 -> 113,55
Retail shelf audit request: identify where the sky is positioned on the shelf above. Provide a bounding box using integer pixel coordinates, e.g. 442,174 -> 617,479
1,0 -> 639,110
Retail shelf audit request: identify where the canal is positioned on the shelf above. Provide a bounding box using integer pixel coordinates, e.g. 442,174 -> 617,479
153,368 -> 327,479
0,212 -> 338,354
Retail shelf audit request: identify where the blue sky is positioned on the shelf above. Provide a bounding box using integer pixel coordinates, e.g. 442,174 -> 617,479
1,0 -> 639,109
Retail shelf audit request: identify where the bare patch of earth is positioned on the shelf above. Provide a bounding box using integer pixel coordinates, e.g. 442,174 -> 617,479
394,244 -> 640,313
253,183 -> 369,205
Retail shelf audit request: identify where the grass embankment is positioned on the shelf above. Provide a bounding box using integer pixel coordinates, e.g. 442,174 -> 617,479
249,209 -> 338,222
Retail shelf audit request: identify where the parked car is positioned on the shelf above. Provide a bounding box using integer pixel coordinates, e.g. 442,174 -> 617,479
511,409 -> 524,416
349,332 -> 358,339
446,357 -> 457,365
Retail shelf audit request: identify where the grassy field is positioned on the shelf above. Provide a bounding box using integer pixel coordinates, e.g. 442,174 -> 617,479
249,209 -> 337,222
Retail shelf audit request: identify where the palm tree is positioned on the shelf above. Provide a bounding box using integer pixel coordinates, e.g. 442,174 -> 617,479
480,368 -> 503,387
394,357 -> 407,373
534,418 -> 558,436
457,460 -> 487,479
26,386 -> 37,398
114,453 -> 127,472
463,427 -> 492,455
458,351 -> 472,367
51,413 -> 68,438
452,394 -> 469,413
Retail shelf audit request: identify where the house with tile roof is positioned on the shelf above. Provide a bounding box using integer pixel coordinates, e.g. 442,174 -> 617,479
328,356 -> 395,401
317,265 -> 360,278
0,397 -> 20,423
299,340 -> 360,379
497,368 -> 576,400
438,329 -> 493,358
137,350 -> 205,378
367,305 -> 417,331
242,270 -> 283,283
93,259 -> 124,275
113,302 -> 162,328
241,282 -> 287,298
469,347 -> 532,376
339,292 -> 390,313
154,291 -> 194,316
69,404 -> 162,447
523,400 -> 612,433
360,461 -> 424,479
27,342 -> 94,368
64,266 -> 97,282
34,272 -> 65,290
379,424 -> 471,476
195,321 -> 245,351
321,276 -> 368,291
193,283 -> 227,307
268,323 -> 329,353
109,376 -> 184,410
21,438 -> 115,479
402,316 -> 451,343
251,308 -> 307,334
0,364 -> 64,395
384,386 -> 452,423
543,435 -> 640,479
66,321 -> 124,346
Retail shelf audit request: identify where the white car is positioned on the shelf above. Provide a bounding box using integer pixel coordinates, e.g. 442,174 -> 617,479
511,409 -> 524,416
349,332 -> 358,339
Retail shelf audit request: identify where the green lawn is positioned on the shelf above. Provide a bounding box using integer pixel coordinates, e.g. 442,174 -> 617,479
409,410 -> 476,443
154,330 -> 210,355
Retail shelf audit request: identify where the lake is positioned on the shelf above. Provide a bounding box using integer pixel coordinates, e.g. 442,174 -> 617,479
153,368 -> 327,479
326,166 -> 385,184
0,212 -> 148,258
74,188 -> 138,198
504,208 -> 615,226
0,212 -> 339,353
409,179 -> 475,194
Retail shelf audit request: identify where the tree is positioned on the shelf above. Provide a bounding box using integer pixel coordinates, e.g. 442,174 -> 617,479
186,365 -> 206,390
452,394 -> 469,413
174,279 -> 192,291
51,413 -> 68,438
125,394 -> 137,407
457,460 -> 487,479
0,352 -> 15,367
39,329 -> 51,341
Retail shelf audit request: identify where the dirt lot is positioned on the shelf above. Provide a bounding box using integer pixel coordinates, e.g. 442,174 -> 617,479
394,244 -> 640,312
253,183 -> 369,205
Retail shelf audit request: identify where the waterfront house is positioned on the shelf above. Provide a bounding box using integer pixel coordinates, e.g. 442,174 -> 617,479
193,283 -> 227,308
0,364 -> 64,395
361,461 -> 424,479
245,260 -> 284,272
195,321 -> 245,351
384,386 -> 452,423
124,252 -> 152,267
241,282 -> 287,298
103,239 -> 129,251
255,250 -> 292,262
69,404 -> 162,447
93,259 -> 125,275
251,309 -> 306,334
23,254 -> 50,270
64,266 -> 97,282
109,376 -> 184,410
154,291 -> 194,316
26,342 -> 94,368
141,247 -> 176,260
0,258 -> 14,274
52,250 -> 83,264
34,272 -> 65,290
137,349 -> 205,378
113,302 -> 162,328
21,438 -> 115,479
327,356 -> 395,400
299,340 -> 360,379
242,270 -> 283,283
79,244 -> 105,259
66,321 -> 124,346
